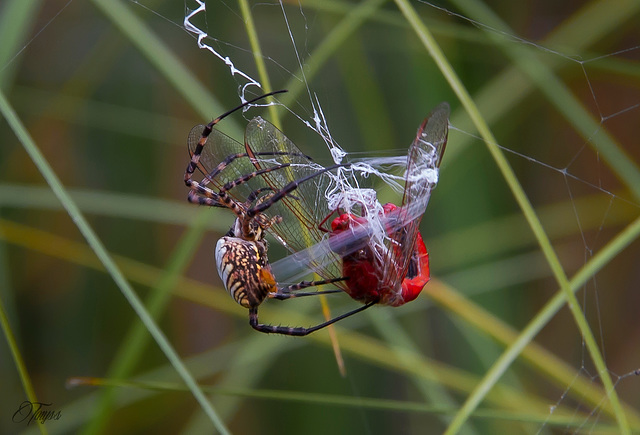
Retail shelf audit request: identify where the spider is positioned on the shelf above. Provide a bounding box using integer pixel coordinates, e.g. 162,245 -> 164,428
184,91 -> 374,336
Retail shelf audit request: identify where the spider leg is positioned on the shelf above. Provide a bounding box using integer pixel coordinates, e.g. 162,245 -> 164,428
194,162 -> 296,239
268,277 -> 348,300
247,163 -> 348,218
189,160 -> 301,216
269,289 -> 343,300
283,276 -> 347,292
218,163 -> 291,195
248,301 -> 376,336
186,179 -> 221,201
187,162 -> 295,218
186,189 -> 224,207
246,186 -> 276,205
247,189 -> 300,230
186,180 -> 250,223
184,89 -> 287,186
247,190 -> 299,207
190,152 -> 255,189
187,149 -> 308,191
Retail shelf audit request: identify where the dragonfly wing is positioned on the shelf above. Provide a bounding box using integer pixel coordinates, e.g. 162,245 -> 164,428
383,103 -> 449,292
245,117 -> 345,284
187,125 -> 267,202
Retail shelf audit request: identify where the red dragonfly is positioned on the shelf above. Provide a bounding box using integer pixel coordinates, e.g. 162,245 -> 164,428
271,102 -> 449,311
185,90 -> 448,334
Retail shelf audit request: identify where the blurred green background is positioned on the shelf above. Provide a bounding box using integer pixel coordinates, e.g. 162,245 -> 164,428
1,0 -> 639,434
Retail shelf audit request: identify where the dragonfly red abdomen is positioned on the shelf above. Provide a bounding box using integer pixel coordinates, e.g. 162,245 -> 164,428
329,203 -> 431,307
398,232 -> 429,306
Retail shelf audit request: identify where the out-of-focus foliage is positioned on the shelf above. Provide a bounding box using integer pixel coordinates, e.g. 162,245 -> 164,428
1,1 -> 639,434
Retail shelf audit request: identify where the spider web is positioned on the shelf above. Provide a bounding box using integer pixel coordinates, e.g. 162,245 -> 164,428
1,0 -> 639,434
176,1 -> 640,433
176,1 -> 640,432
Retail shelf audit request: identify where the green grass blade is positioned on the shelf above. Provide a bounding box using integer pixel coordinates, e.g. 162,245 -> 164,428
83,209 -> 212,434
89,0 -> 236,132
63,377 -> 626,432
433,214 -> 640,433
237,0 -> 282,127
452,0 -> 640,201
0,301 -> 48,435
445,0 -> 640,190
0,184 -> 229,231
280,0 -> 388,109
0,0 -> 43,90
0,89 -> 230,434
2,216 -> 639,430
392,0 -> 630,433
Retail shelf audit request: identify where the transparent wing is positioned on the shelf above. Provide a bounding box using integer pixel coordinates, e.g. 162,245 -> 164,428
380,102 -> 449,285
244,117 -> 346,284
188,119 -> 347,288
270,217 -> 372,284
187,125 -> 267,202
270,204 -> 413,286
272,103 -> 449,300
